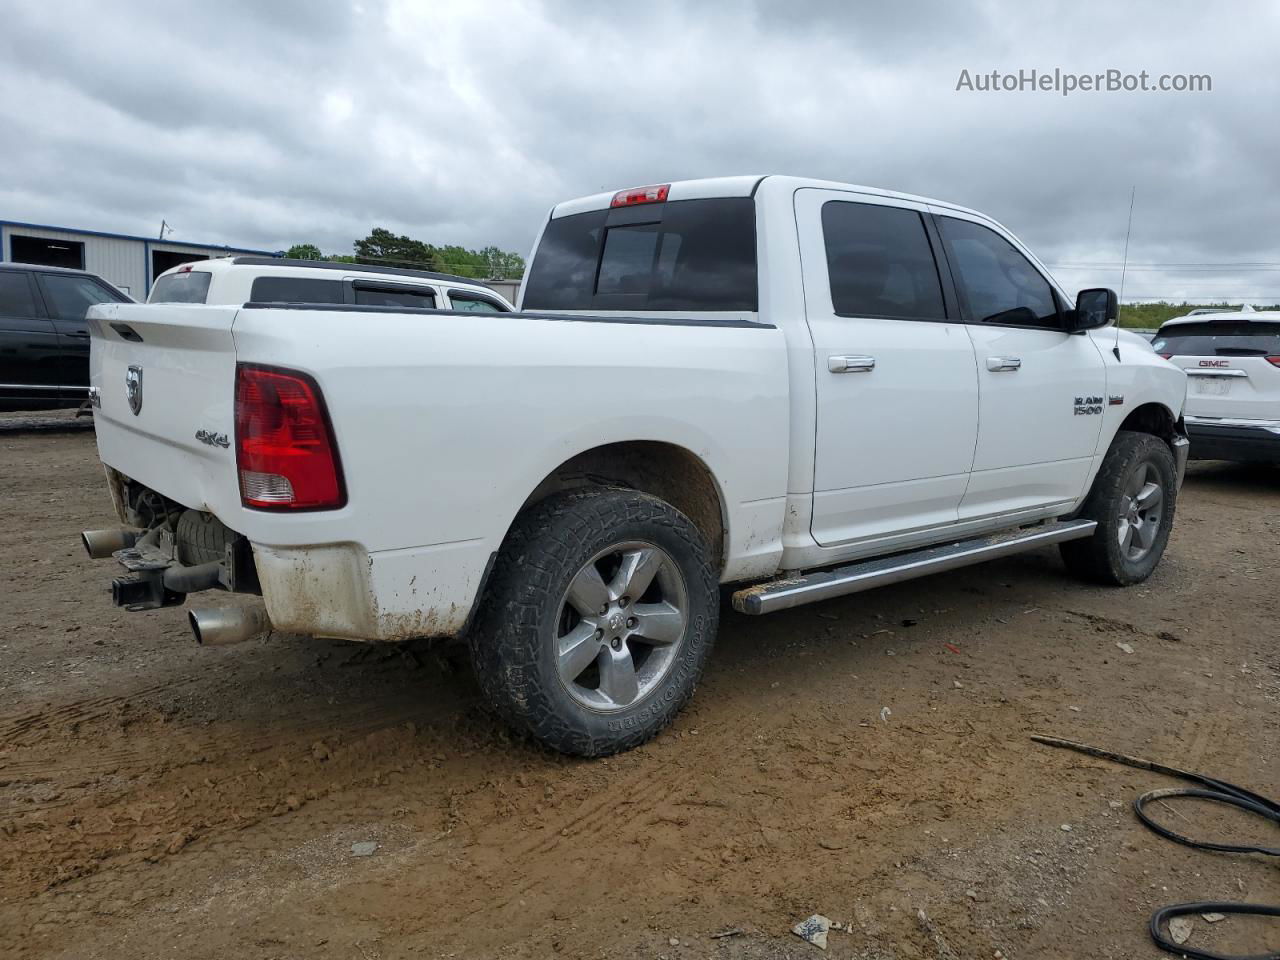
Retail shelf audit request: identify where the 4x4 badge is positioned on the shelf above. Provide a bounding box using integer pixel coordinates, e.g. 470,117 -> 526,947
125,365 -> 143,416
195,429 -> 230,449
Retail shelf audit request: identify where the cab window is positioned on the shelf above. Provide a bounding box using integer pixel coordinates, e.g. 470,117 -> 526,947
821,201 -> 946,321
448,291 -> 506,313
939,217 -> 1060,329
37,273 -> 128,319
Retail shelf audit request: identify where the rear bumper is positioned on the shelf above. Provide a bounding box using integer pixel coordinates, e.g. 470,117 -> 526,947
1185,416 -> 1280,464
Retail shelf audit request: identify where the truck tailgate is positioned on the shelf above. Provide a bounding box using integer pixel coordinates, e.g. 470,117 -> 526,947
87,302 -> 241,513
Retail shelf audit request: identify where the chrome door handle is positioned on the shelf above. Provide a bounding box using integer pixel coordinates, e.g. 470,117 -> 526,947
829,355 -> 876,373
986,356 -> 1022,372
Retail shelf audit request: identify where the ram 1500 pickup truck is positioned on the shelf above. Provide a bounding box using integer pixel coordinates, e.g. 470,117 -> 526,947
82,175 -> 1189,756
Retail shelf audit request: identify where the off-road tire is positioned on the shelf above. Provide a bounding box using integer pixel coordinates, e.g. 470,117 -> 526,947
1060,430 -> 1178,585
469,489 -> 719,757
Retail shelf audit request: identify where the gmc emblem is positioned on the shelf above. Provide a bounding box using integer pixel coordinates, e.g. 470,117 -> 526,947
1198,359 -> 1230,367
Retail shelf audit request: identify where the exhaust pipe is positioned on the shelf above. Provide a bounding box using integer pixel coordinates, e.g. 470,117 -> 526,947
82,527 -> 140,559
188,603 -> 272,647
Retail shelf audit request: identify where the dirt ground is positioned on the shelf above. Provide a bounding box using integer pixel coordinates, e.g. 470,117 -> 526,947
1,429 -> 1277,960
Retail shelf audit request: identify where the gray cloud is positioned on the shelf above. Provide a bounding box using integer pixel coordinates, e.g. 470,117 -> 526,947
1,0 -> 1277,300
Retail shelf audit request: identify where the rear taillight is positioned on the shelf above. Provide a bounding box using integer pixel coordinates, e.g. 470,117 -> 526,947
234,364 -> 345,510
1268,356 -> 1280,367
611,183 -> 670,207
1159,353 -> 1172,360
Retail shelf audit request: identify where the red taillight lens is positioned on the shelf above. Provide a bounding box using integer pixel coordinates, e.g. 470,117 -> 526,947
1267,356 -> 1280,367
1159,353 -> 1173,360
234,364 -> 345,510
611,183 -> 670,207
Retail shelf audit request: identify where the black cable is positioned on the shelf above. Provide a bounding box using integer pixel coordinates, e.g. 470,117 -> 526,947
1031,735 -> 1279,960
1150,903 -> 1280,960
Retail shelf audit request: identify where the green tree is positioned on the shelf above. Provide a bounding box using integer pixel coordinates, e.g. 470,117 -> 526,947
285,243 -> 324,261
479,245 -> 526,279
351,227 -> 526,278
353,228 -> 442,270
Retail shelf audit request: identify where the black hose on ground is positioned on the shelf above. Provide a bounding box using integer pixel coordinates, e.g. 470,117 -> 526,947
1031,735 -> 1279,960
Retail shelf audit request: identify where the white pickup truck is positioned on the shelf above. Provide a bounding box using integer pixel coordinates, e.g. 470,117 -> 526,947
82,175 -> 1189,756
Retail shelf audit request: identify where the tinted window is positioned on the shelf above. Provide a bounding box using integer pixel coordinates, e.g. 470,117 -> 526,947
150,270 -> 212,303
523,198 -> 758,312
1152,321 -> 1280,356
448,292 -> 506,313
940,218 -> 1059,328
822,202 -> 946,320
251,276 -> 345,304
353,285 -> 436,309
0,271 -> 38,316
38,274 -> 126,320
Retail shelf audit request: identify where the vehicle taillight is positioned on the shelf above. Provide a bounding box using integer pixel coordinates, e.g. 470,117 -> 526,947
611,184 -> 670,207
1159,353 -> 1173,360
1268,356 -> 1280,367
234,364 -> 345,510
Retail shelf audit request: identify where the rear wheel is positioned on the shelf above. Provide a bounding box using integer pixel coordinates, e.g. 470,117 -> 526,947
1060,430 -> 1178,585
469,489 -> 718,757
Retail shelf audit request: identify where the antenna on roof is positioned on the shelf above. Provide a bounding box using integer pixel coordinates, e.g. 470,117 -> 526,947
158,219 -> 173,241
1114,186 -> 1136,360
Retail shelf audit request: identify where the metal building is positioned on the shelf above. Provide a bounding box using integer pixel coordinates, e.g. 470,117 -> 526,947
0,220 -> 277,299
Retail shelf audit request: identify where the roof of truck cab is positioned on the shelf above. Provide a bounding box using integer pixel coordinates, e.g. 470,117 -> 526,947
550,175 -> 998,224
155,256 -> 492,289
228,257 -> 487,286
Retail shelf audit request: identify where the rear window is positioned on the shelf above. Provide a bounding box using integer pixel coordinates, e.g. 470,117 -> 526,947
522,197 -> 758,312
149,270 -> 212,304
250,276 -> 345,304
1152,321 -> 1280,356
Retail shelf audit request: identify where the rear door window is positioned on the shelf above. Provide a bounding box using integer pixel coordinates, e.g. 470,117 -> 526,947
250,276 -> 345,304
1152,321 -> 1280,357
149,270 -> 212,303
939,217 -> 1060,329
37,274 -> 127,319
821,201 -> 946,320
523,197 -> 757,312
0,270 -> 40,317
352,283 -> 436,309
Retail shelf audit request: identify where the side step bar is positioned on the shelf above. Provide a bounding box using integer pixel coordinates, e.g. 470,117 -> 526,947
732,519 -> 1098,616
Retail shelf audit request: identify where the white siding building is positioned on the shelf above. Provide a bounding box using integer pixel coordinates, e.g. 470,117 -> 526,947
0,220 -> 276,298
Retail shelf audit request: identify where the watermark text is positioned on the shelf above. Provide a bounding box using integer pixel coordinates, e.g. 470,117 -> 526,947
955,68 -> 1211,96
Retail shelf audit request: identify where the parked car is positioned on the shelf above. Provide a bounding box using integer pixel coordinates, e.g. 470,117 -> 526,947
149,257 -> 514,312
82,175 -> 1189,756
1152,310 -> 1280,463
0,263 -> 131,411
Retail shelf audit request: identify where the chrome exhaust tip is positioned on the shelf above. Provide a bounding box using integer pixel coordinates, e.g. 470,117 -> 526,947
82,527 -> 140,559
188,604 -> 271,647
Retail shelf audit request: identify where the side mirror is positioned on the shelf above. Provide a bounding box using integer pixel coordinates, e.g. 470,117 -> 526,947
1070,287 -> 1118,332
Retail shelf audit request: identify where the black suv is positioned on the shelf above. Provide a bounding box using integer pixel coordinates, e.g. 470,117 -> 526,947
0,263 -> 131,411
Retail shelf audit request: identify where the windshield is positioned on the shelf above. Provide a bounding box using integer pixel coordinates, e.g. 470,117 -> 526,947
522,197 -> 758,312
149,270 -> 212,303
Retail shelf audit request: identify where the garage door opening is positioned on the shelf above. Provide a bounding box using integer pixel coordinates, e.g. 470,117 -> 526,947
151,250 -> 206,282
11,234 -> 85,270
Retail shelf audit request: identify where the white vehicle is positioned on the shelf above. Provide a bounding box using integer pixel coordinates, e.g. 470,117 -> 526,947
83,176 -> 1189,756
1153,310 -> 1280,463
149,256 -> 514,313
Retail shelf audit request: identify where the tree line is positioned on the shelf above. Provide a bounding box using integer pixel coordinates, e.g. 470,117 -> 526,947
286,228 -> 525,279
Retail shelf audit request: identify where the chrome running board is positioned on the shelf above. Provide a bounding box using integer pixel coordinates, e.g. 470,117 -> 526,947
732,519 -> 1098,616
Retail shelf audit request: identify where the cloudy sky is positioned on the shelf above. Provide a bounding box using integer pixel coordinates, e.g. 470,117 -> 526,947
2,0 -> 1277,300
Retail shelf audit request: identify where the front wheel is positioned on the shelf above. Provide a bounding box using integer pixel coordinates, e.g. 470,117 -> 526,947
1060,430 -> 1178,585
469,489 -> 719,757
